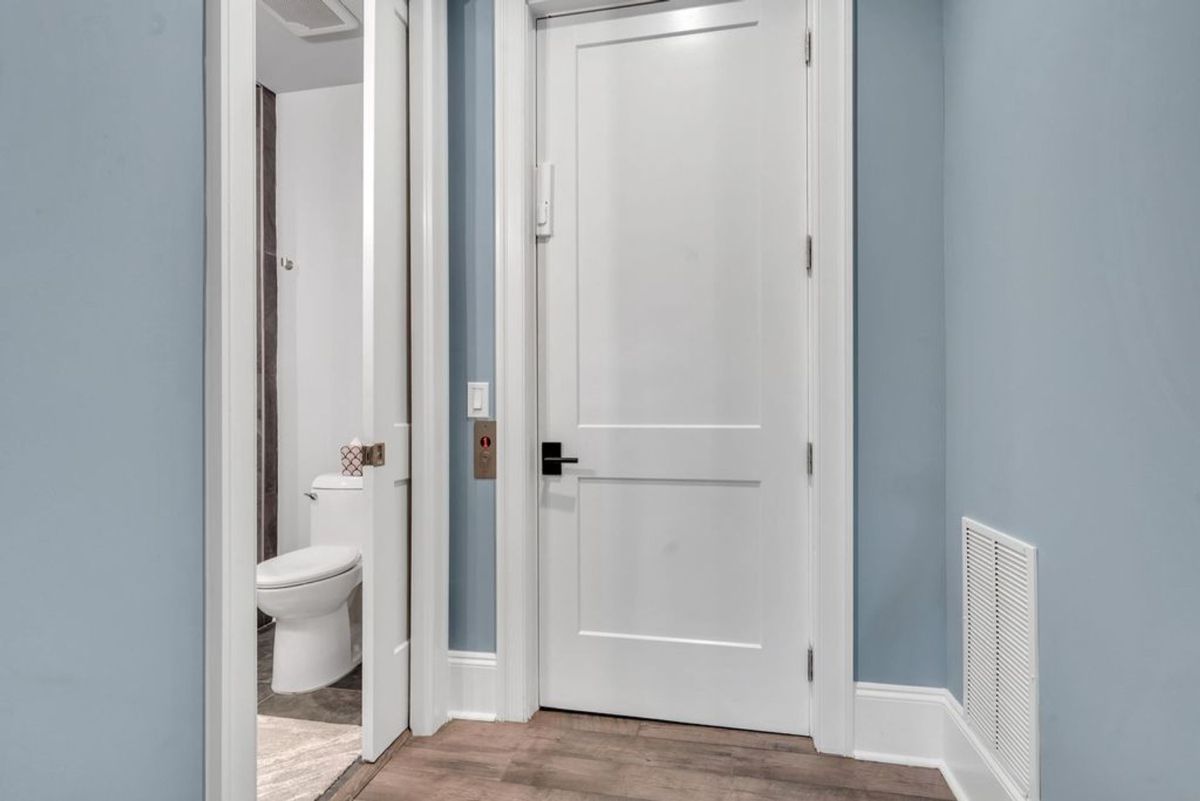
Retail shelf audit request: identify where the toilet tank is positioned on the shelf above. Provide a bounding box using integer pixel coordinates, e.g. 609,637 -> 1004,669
309,474 -> 366,550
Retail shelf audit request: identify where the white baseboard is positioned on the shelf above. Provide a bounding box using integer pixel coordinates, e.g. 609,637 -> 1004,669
854,683 -> 1026,801
448,651 -> 498,721
854,683 -> 948,768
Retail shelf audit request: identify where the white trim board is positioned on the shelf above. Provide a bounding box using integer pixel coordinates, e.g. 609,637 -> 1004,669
854,683 -> 1027,801
408,0 -> 452,740
807,0 -> 856,756
493,0 -> 855,751
493,0 -> 540,725
448,651 -> 499,722
204,0 -> 258,798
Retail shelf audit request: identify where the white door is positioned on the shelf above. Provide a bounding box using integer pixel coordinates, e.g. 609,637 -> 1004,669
537,0 -> 810,735
361,0 -> 410,762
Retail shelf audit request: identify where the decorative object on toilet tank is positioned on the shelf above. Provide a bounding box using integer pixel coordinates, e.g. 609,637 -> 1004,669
340,438 -> 364,476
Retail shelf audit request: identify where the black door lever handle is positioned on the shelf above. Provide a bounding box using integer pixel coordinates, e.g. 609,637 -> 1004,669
541,442 -> 579,475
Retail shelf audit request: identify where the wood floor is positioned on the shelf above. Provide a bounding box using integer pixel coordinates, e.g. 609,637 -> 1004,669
355,711 -> 954,801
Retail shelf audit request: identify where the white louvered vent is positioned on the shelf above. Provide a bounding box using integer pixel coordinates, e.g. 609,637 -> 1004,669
963,518 -> 1039,801
261,0 -> 359,38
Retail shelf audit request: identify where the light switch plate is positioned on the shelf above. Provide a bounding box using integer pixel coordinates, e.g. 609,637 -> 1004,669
466,381 -> 490,418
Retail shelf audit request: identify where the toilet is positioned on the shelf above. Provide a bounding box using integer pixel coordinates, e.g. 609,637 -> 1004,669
257,474 -> 364,694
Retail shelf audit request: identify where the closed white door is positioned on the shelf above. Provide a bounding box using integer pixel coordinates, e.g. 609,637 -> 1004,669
361,0 -> 410,762
537,0 -> 810,735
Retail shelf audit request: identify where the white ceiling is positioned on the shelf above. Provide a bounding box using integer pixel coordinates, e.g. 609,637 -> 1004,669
256,0 -> 364,94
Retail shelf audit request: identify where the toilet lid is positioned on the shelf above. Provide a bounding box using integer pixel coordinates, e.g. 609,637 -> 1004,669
256,545 -> 361,589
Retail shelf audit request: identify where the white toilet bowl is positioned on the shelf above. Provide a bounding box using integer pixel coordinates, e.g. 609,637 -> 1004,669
257,545 -> 362,694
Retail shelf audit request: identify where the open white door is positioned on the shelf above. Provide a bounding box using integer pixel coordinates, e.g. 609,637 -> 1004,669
361,0 -> 410,763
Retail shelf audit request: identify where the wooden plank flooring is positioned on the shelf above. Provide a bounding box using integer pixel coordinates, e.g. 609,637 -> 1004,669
355,711 -> 953,801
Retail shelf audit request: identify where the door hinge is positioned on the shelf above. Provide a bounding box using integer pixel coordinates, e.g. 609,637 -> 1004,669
363,442 -> 386,467
805,29 -> 813,66
806,441 -> 814,476
807,646 -> 815,682
806,234 -> 813,275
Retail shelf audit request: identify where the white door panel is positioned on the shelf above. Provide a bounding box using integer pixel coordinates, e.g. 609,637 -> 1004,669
538,0 -> 810,735
361,0 -> 410,762
577,478 -> 763,647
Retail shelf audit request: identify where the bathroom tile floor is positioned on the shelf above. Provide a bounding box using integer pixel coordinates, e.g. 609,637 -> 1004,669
258,623 -> 363,727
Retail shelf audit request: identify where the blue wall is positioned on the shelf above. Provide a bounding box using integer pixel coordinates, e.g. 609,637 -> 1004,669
943,1 -> 1200,798
854,0 -> 947,688
448,0 -> 496,654
0,4 -> 1188,797
0,2 -> 205,798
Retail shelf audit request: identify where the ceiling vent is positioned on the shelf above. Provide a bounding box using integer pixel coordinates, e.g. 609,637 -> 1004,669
963,517 -> 1039,800
261,0 -> 359,38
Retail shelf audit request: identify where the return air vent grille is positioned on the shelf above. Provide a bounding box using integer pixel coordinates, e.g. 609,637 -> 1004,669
963,518 -> 1039,800
261,0 -> 359,38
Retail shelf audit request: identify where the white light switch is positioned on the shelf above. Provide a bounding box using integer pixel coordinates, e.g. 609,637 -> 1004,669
467,382 -> 490,418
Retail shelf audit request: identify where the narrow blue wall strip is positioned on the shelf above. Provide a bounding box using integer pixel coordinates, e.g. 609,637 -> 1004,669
0,2 -> 205,797
448,0 -> 497,653
854,0 -> 947,688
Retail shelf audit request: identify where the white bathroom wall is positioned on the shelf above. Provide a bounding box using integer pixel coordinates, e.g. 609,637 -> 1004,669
275,83 -> 364,555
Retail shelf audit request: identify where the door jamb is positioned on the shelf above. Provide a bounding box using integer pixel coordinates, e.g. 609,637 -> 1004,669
203,1 -> 451,798
493,0 -> 540,725
407,0 -> 452,741
492,0 -> 856,754
204,0 -> 257,796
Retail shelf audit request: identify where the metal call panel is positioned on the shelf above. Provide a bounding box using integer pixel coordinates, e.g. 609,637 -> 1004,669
474,419 -> 497,479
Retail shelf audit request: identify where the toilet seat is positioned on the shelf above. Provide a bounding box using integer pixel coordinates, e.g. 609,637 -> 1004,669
256,545 -> 361,589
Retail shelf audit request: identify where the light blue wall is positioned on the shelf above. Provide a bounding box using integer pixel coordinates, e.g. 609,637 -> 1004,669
0,2 -> 205,798
943,1 -> 1200,798
448,0 -> 496,654
854,0 -> 947,688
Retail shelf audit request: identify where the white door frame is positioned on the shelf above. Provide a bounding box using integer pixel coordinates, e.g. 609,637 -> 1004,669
203,0 -> 450,797
493,0 -> 855,755
406,0 -> 452,742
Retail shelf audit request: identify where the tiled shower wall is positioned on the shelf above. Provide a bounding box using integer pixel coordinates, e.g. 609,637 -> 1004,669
257,85 -> 279,627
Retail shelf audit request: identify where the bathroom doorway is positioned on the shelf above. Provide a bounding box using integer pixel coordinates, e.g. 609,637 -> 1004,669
253,1 -> 412,798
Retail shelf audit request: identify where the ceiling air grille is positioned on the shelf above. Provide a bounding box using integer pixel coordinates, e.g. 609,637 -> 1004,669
261,0 -> 359,38
963,517 -> 1039,800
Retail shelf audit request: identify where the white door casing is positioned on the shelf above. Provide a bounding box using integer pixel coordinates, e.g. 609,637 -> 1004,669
205,0 -> 454,794
406,0 -> 452,739
361,0 -> 411,762
537,0 -> 811,735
